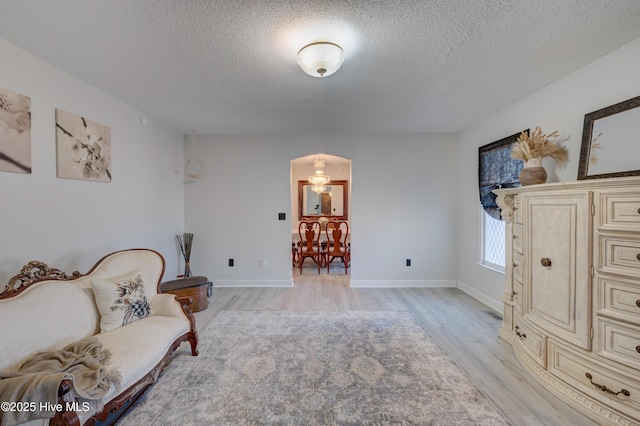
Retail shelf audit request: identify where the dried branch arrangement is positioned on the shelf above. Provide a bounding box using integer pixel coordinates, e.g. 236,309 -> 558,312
177,233 -> 194,278
511,126 -> 569,167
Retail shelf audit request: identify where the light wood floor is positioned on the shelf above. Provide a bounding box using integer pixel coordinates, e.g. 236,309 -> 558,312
192,267 -> 597,426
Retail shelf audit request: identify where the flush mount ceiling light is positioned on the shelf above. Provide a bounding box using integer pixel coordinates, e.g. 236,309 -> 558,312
297,40 -> 344,77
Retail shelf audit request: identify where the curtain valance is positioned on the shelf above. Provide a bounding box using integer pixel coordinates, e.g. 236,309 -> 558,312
478,131 -> 527,220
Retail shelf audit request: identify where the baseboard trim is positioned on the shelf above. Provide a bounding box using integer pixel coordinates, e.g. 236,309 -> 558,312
349,279 -> 456,288
456,280 -> 502,314
213,279 -> 293,288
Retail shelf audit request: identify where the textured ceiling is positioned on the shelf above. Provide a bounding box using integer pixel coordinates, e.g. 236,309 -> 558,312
1,1 -> 640,135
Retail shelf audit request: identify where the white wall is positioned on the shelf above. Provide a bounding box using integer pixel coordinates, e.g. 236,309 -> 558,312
184,133 -> 458,287
456,36 -> 640,309
0,38 -> 185,283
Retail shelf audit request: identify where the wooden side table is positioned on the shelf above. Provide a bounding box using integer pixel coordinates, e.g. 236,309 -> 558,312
160,276 -> 211,313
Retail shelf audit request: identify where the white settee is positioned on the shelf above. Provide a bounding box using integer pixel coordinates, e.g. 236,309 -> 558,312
0,249 -> 198,426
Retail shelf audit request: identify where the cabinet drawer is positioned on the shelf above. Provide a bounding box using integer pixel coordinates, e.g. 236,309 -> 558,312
597,275 -> 640,323
598,191 -> 640,232
514,196 -> 522,224
513,280 -> 523,313
513,251 -> 523,283
596,317 -> 640,370
548,340 -> 640,419
514,316 -> 546,368
513,223 -> 522,252
600,235 -> 640,278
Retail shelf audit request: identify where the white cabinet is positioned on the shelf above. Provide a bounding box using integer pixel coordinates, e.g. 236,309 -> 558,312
496,177 -> 640,426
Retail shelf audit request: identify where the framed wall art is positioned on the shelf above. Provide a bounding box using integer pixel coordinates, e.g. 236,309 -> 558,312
55,109 -> 111,182
0,86 -> 31,174
577,94 -> 640,180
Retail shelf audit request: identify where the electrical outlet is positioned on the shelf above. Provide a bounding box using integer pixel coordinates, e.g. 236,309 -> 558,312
278,213 -> 286,220
258,259 -> 266,268
228,258 -> 234,267
406,259 -> 411,267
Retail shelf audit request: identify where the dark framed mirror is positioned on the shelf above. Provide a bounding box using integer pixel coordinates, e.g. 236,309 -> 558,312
298,180 -> 348,220
578,94 -> 640,180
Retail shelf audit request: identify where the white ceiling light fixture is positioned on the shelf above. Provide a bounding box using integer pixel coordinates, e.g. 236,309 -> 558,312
297,40 -> 344,77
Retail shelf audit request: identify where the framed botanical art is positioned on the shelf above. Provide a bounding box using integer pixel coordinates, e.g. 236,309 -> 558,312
0,86 -> 31,174
55,109 -> 111,182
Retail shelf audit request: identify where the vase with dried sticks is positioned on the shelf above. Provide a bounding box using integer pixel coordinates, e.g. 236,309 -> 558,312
511,126 -> 569,185
177,233 -> 194,278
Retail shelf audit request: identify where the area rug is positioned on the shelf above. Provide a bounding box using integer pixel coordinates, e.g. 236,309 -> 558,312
118,311 -> 510,425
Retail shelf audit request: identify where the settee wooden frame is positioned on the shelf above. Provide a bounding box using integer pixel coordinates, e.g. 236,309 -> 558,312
1,248 -> 199,426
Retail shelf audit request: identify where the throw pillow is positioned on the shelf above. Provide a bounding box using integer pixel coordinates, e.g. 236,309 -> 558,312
91,272 -> 153,332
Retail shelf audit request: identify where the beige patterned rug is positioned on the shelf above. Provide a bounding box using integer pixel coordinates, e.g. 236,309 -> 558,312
118,311 -> 510,425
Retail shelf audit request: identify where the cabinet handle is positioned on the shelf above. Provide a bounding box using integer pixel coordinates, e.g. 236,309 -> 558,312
585,373 -> 630,397
513,263 -> 519,268
515,325 -> 526,339
540,257 -> 552,267
637,207 -> 640,214
637,300 -> 640,308
637,253 -> 640,261
636,345 -> 640,354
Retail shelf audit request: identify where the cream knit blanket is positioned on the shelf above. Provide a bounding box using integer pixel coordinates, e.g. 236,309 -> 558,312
0,337 -> 121,426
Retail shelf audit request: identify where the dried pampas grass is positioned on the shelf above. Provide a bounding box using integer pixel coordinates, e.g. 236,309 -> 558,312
511,126 -> 569,167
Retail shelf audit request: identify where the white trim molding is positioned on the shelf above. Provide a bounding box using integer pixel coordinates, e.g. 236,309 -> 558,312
456,280 -> 502,314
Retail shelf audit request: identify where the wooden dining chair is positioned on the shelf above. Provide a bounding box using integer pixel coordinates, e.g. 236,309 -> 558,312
291,241 -> 298,267
297,221 -> 323,273
325,220 -> 350,274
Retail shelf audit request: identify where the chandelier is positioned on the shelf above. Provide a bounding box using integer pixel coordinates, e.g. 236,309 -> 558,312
308,158 -> 330,193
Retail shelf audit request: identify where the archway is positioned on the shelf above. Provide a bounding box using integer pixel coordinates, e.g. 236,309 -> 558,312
290,153 -> 352,281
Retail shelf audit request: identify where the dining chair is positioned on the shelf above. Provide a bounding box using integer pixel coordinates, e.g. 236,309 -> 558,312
291,241 -> 298,267
325,220 -> 350,274
297,220 -> 323,274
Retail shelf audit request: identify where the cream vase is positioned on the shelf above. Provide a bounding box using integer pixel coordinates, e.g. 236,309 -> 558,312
518,157 -> 547,186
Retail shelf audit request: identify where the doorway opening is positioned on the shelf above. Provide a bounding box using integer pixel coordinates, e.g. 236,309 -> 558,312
290,153 -> 352,282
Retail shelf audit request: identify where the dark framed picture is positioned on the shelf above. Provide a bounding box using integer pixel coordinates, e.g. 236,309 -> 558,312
578,94 -> 640,180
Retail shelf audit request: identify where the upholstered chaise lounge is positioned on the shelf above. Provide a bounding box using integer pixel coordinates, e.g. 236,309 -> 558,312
0,248 -> 199,426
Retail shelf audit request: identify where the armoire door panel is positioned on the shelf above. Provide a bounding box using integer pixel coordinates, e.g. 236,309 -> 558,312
523,192 -> 591,349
